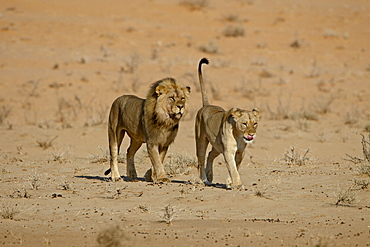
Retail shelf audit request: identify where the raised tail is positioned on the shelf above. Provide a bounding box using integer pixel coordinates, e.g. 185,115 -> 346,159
198,57 -> 209,106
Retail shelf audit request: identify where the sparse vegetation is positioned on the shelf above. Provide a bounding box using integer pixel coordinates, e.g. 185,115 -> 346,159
121,53 -> 140,74
222,25 -> 245,37
1,203 -> 20,220
165,151 -> 197,177
334,185 -> 358,206
344,134 -> 370,176
26,171 -> 42,190
283,147 -> 311,166
199,40 -> 219,54
36,135 -> 58,150
179,0 -> 209,11
0,105 -> 11,124
161,203 -> 177,225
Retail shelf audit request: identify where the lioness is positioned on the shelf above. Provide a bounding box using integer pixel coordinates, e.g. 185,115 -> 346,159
105,78 -> 190,182
195,58 -> 259,189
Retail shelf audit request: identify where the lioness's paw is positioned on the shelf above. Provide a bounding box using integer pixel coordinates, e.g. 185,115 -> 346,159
231,184 -> 245,190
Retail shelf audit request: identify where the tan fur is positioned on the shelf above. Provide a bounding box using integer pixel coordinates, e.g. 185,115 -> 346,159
105,78 -> 190,182
195,58 -> 260,189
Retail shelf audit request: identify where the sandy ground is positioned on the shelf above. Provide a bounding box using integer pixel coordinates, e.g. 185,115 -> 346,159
0,0 -> 369,246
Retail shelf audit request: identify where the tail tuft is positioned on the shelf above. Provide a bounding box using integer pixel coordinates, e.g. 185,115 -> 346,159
200,57 -> 209,65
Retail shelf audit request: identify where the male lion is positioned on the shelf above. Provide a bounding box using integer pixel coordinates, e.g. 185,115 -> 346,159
195,58 -> 260,189
105,78 -> 190,182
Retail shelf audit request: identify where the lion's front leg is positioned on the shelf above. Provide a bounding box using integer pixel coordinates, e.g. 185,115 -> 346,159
147,144 -> 170,183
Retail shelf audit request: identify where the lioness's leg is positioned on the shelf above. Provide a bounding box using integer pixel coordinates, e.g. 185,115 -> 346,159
196,138 -> 209,184
147,144 -> 169,183
235,148 -> 245,171
223,150 -> 243,189
205,147 -> 220,183
108,129 -> 125,181
126,138 -> 142,180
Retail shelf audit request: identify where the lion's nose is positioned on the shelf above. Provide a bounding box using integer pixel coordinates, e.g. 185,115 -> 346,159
177,105 -> 183,110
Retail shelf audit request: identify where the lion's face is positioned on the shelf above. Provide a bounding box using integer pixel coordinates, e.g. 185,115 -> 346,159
232,108 -> 260,143
154,79 -> 191,122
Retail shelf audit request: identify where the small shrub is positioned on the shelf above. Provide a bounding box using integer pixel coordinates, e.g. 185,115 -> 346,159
0,105 -> 11,124
222,25 -> 245,37
26,171 -> 42,190
353,179 -> 369,190
36,135 -> 58,150
121,53 -> 140,74
283,147 -> 311,166
344,134 -> 370,176
161,203 -> 177,225
0,203 -> 20,220
334,186 -> 358,206
164,151 -> 197,177
89,147 -> 125,164
179,0 -> 209,11
199,40 -> 219,54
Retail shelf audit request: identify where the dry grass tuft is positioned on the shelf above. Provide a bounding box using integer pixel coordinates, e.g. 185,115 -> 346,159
344,134 -> 370,176
0,105 -> 11,124
164,151 -> 197,177
0,203 -> 20,220
283,147 -> 311,166
222,25 -> 245,37
179,0 -> 209,11
161,203 -> 177,225
334,186 -> 358,206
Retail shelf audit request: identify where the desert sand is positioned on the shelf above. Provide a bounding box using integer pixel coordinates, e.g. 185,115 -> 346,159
0,0 -> 369,246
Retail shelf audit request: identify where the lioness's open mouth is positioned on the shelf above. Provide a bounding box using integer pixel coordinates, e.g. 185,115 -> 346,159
244,135 -> 254,142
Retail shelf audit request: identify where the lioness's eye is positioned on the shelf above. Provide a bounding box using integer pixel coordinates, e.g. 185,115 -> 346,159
254,123 -> 258,127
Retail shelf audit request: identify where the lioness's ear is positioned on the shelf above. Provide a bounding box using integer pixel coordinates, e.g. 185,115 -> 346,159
252,108 -> 260,118
230,108 -> 242,118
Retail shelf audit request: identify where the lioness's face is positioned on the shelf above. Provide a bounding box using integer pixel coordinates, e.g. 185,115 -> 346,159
233,108 -> 260,143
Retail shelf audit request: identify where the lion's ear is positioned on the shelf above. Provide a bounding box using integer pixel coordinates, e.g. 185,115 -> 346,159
186,86 -> 191,94
155,85 -> 167,96
252,108 -> 260,118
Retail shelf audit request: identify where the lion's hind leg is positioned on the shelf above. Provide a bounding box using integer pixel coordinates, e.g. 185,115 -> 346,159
205,147 -> 220,184
126,138 -> 142,180
108,129 -> 125,181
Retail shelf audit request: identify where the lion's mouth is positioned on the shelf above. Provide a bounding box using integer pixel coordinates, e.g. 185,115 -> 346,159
171,112 -> 183,119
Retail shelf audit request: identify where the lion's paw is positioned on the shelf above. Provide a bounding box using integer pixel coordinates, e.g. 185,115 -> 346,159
111,175 -> 122,182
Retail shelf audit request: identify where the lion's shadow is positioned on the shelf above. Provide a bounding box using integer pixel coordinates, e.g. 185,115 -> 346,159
74,175 -> 145,182
75,176 -> 228,189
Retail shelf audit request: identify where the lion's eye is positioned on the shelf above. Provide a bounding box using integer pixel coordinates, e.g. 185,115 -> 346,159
243,123 -> 247,127
170,97 -> 175,101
